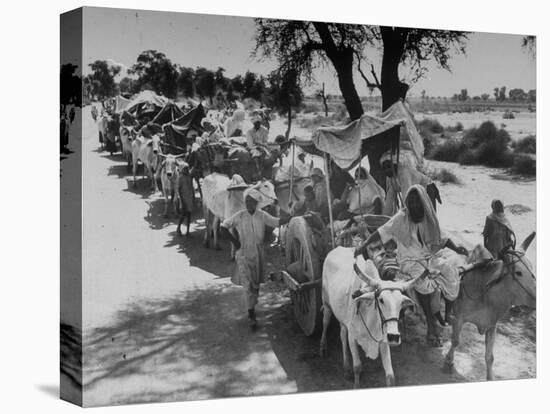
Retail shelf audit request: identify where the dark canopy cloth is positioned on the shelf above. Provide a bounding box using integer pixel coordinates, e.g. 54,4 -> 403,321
151,102 -> 185,125
162,104 -> 207,153
294,101 -> 424,170
123,90 -> 170,121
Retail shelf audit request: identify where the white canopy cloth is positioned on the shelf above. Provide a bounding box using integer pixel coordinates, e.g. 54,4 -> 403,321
308,101 -> 424,170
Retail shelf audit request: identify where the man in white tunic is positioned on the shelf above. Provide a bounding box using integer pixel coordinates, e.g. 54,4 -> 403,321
221,189 -> 290,329
245,116 -> 269,148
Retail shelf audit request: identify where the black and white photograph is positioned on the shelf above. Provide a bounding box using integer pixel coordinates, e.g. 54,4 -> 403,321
59,4 -> 537,408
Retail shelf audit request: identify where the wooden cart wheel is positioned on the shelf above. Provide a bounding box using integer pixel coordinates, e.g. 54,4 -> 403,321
285,217 -> 323,336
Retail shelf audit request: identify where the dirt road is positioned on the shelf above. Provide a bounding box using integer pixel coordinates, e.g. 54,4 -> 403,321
79,106 -> 535,407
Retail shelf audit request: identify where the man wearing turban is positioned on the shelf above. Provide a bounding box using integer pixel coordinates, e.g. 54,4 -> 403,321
221,189 -> 290,330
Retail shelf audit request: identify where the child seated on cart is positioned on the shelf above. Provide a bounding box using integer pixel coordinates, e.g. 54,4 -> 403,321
371,238 -> 400,281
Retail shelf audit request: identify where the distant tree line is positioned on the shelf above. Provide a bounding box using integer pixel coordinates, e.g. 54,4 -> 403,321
84,50 -> 282,106
448,86 -> 535,103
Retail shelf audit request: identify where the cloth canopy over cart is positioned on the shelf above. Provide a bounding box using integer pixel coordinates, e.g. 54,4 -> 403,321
280,100 -> 423,335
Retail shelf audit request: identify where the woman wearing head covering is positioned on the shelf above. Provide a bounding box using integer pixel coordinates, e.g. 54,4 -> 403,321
338,167 -> 386,218
224,109 -> 246,137
380,150 -> 434,216
483,200 -> 515,259
310,167 -> 331,219
221,189 -> 290,330
201,117 -> 224,143
356,185 -> 468,334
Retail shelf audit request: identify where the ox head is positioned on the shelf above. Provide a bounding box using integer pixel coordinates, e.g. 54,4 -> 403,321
507,232 -> 536,308
159,154 -> 185,180
120,126 -> 136,143
250,179 -> 278,209
150,134 -> 162,156
354,259 -> 419,347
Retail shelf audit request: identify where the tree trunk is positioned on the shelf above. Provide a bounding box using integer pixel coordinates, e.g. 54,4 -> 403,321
367,27 -> 410,188
286,106 -> 292,139
333,50 -> 364,121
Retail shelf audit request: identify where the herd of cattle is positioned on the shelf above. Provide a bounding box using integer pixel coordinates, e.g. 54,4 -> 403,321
91,103 -> 536,388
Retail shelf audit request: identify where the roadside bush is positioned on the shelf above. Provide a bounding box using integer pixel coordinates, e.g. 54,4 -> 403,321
503,110 -> 515,119
427,121 -> 515,169
445,121 -> 464,132
461,121 -> 513,167
428,139 -> 464,162
511,154 -> 536,176
418,118 -> 444,134
513,135 -> 536,154
303,102 -> 322,114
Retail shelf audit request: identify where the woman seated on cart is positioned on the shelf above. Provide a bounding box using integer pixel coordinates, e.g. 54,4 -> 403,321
290,185 -> 320,216
333,167 -> 385,220
355,184 -> 469,329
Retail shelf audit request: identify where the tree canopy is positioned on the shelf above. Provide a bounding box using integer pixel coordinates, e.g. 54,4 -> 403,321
87,60 -> 121,100
129,50 -> 179,98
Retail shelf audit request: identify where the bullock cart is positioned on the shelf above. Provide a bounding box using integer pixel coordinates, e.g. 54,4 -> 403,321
278,101 -> 426,336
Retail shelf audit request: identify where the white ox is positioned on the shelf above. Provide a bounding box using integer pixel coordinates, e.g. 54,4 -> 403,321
201,173 -> 277,257
157,153 -> 185,217
120,126 -> 136,171
320,247 -> 420,388
131,134 -> 162,191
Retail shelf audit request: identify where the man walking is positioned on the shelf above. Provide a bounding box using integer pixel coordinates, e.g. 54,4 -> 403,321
221,189 -> 290,330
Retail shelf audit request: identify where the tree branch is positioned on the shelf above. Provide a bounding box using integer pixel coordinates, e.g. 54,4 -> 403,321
355,52 -> 380,91
312,22 -> 338,57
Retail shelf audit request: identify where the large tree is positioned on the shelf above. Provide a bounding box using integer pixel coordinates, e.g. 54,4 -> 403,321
230,75 -> 245,96
118,76 -> 138,96
195,67 -> 216,104
214,67 -> 229,92
177,66 -> 196,98
254,21 -> 468,183
522,35 -> 536,57
129,50 -> 179,98
87,60 -> 120,100
255,20 -> 369,120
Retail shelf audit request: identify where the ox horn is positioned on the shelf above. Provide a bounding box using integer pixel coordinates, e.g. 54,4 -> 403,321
401,273 -> 424,291
353,260 -> 380,288
520,231 -> 536,252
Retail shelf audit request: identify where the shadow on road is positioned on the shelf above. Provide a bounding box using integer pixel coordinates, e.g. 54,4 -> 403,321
82,284 -> 295,405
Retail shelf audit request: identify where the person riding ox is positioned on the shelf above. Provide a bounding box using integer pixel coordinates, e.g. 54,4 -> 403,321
483,199 -> 516,260
380,151 -> 441,216
356,185 -> 469,346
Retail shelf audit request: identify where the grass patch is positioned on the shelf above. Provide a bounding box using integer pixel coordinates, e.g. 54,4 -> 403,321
297,106 -> 348,130
417,165 -> 461,185
434,168 -> 461,184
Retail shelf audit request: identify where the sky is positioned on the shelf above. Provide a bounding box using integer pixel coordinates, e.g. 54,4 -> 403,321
81,7 -> 536,98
